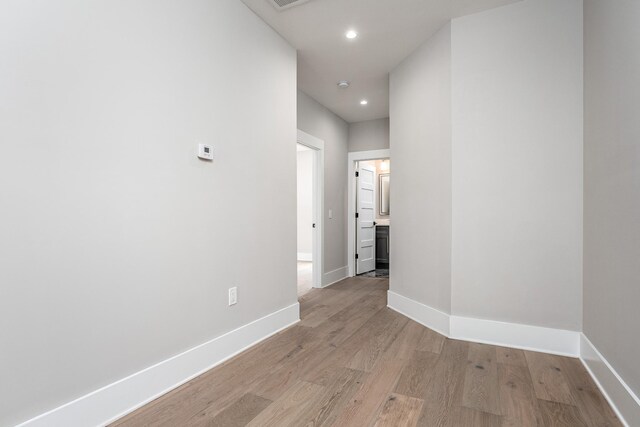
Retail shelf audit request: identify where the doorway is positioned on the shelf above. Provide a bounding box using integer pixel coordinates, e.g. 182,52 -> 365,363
347,149 -> 391,278
297,130 -> 324,296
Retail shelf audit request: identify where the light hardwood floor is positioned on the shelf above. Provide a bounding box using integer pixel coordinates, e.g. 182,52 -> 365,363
112,277 -> 621,426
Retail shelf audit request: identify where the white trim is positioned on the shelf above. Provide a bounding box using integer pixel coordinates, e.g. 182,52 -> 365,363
580,334 -> 640,427
17,303 -> 300,427
387,291 -> 450,336
347,149 -> 391,277
450,315 -> 579,357
322,266 -> 348,288
348,149 -> 391,161
387,290 -> 579,356
297,129 -> 324,289
297,252 -> 312,262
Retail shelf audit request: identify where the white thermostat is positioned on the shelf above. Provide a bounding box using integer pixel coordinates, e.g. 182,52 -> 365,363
197,144 -> 214,160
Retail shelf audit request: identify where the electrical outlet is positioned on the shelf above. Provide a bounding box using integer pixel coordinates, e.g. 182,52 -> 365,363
228,287 -> 237,306
197,143 -> 214,160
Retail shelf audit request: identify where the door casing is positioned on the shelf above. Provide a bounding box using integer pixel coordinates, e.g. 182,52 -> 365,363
347,149 -> 391,277
297,129 -> 324,288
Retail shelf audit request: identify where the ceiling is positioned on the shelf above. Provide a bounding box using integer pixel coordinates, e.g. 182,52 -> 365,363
241,0 -> 519,123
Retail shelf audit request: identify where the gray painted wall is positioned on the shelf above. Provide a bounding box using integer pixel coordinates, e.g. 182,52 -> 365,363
348,118 -> 390,153
390,23 -> 453,314
297,91 -> 349,278
0,1 -> 297,425
390,0 -> 583,332
584,0 -> 640,397
451,0 -> 583,331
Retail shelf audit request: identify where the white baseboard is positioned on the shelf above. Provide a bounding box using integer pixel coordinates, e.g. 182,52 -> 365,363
322,266 -> 348,288
297,252 -> 312,262
580,334 -> 640,427
387,292 -> 640,424
17,303 -> 300,427
387,291 -> 450,336
387,291 -> 579,356
450,315 -> 579,357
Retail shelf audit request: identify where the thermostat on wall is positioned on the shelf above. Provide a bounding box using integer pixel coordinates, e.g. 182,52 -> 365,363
198,144 -> 214,160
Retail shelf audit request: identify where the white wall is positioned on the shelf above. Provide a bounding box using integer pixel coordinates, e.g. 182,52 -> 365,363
0,1 -> 297,425
297,149 -> 313,258
390,23 -> 452,314
451,0 -> 583,331
348,118 -> 390,153
297,90 -> 349,281
584,0 -> 640,399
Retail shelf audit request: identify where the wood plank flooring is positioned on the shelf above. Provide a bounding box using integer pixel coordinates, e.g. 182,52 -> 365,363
112,277 -> 621,427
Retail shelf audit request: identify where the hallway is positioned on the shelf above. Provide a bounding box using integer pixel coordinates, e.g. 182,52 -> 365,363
112,277 -> 619,426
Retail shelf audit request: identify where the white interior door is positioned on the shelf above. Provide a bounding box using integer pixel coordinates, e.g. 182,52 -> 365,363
356,164 -> 376,274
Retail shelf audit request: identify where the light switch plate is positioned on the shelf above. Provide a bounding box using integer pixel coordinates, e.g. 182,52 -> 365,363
198,143 -> 214,160
228,287 -> 237,306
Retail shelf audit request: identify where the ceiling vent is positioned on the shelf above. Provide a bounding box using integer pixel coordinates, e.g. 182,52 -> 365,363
267,0 -> 313,11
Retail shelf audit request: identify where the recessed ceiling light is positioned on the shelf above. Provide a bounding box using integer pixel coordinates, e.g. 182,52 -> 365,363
360,99 -> 368,105
345,30 -> 358,39
337,80 -> 350,88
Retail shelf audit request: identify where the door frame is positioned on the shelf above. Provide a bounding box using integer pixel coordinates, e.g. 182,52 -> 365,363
297,129 -> 324,288
347,149 -> 391,277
